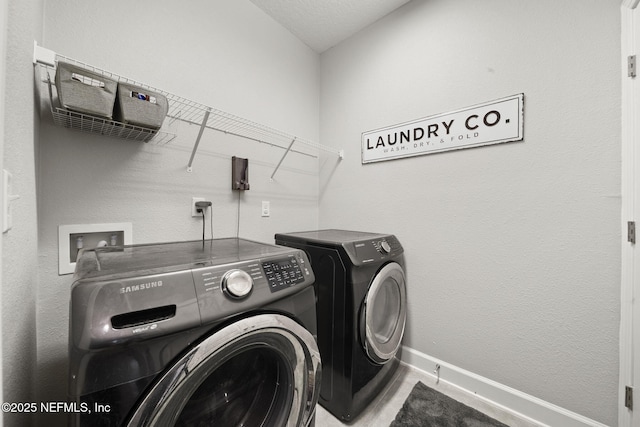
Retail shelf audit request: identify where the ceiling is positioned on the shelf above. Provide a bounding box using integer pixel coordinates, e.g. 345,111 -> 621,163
249,0 -> 412,53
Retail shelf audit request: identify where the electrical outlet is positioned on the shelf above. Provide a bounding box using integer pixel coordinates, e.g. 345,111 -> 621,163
262,201 -> 270,217
192,197 -> 205,217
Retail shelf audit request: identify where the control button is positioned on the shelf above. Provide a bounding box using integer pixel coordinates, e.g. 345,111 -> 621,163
380,241 -> 391,254
222,269 -> 253,299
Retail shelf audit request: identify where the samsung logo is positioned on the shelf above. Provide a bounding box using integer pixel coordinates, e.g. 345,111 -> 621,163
120,280 -> 163,294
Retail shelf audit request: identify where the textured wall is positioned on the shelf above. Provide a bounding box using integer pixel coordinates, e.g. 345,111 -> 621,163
6,0 -> 624,425
319,0 -> 621,424
0,0 -> 6,411
36,1 -> 320,425
2,0 -> 43,426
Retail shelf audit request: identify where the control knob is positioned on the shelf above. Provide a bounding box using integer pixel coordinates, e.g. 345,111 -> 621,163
222,269 -> 253,298
380,241 -> 391,254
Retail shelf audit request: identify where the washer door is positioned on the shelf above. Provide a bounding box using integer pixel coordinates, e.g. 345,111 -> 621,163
126,314 -> 321,427
362,262 -> 407,364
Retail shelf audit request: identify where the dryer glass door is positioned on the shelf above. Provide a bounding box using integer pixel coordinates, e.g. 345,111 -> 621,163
362,262 -> 406,364
125,314 -> 321,427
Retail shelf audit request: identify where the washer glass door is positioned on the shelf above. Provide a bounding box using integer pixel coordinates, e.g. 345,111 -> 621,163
362,262 -> 406,364
126,314 -> 321,427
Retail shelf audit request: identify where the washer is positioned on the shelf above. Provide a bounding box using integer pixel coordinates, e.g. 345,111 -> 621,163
69,238 -> 321,427
275,229 -> 406,422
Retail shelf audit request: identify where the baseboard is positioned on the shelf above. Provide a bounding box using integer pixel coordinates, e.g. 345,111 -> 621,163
400,346 -> 608,427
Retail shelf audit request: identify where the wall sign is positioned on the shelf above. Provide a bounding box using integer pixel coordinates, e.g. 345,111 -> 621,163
361,93 -> 524,164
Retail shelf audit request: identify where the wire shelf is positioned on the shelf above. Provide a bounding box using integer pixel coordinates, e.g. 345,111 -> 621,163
38,60 -> 175,144
166,96 -> 330,157
50,106 -> 174,144
34,43 -> 343,173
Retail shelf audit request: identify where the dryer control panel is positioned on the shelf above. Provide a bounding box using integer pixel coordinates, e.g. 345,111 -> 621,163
349,235 -> 403,265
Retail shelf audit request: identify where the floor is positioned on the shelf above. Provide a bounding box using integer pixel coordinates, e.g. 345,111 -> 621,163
315,362 -> 543,427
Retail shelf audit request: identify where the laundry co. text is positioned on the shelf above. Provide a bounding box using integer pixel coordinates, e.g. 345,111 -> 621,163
361,94 -> 524,164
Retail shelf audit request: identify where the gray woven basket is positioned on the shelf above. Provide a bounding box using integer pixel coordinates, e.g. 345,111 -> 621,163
55,61 -> 117,119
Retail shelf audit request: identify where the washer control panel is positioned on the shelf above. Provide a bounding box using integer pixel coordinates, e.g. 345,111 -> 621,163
192,262 -> 264,296
191,251 -> 315,325
262,254 -> 306,293
221,269 -> 254,298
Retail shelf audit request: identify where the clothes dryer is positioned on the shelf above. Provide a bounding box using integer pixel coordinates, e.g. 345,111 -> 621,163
275,230 -> 406,422
69,238 -> 321,427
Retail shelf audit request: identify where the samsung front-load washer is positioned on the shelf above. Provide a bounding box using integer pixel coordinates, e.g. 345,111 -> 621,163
274,230 -> 406,422
68,238 -> 321,427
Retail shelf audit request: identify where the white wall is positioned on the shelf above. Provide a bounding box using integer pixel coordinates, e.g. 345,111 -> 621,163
3,0 -> 625,425
2,0 -> 43,426
319,0 -> 620,425
35,0 -> 320,425
0,0 -> 8,422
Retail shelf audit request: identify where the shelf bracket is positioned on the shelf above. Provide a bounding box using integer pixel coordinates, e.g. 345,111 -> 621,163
187,108 -> 211,172
270,138 -> 297,181
33,41 -> 56,67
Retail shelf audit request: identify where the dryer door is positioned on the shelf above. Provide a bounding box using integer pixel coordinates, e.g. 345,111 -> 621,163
362,262 -> 407,364
125,314 -> 321,427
